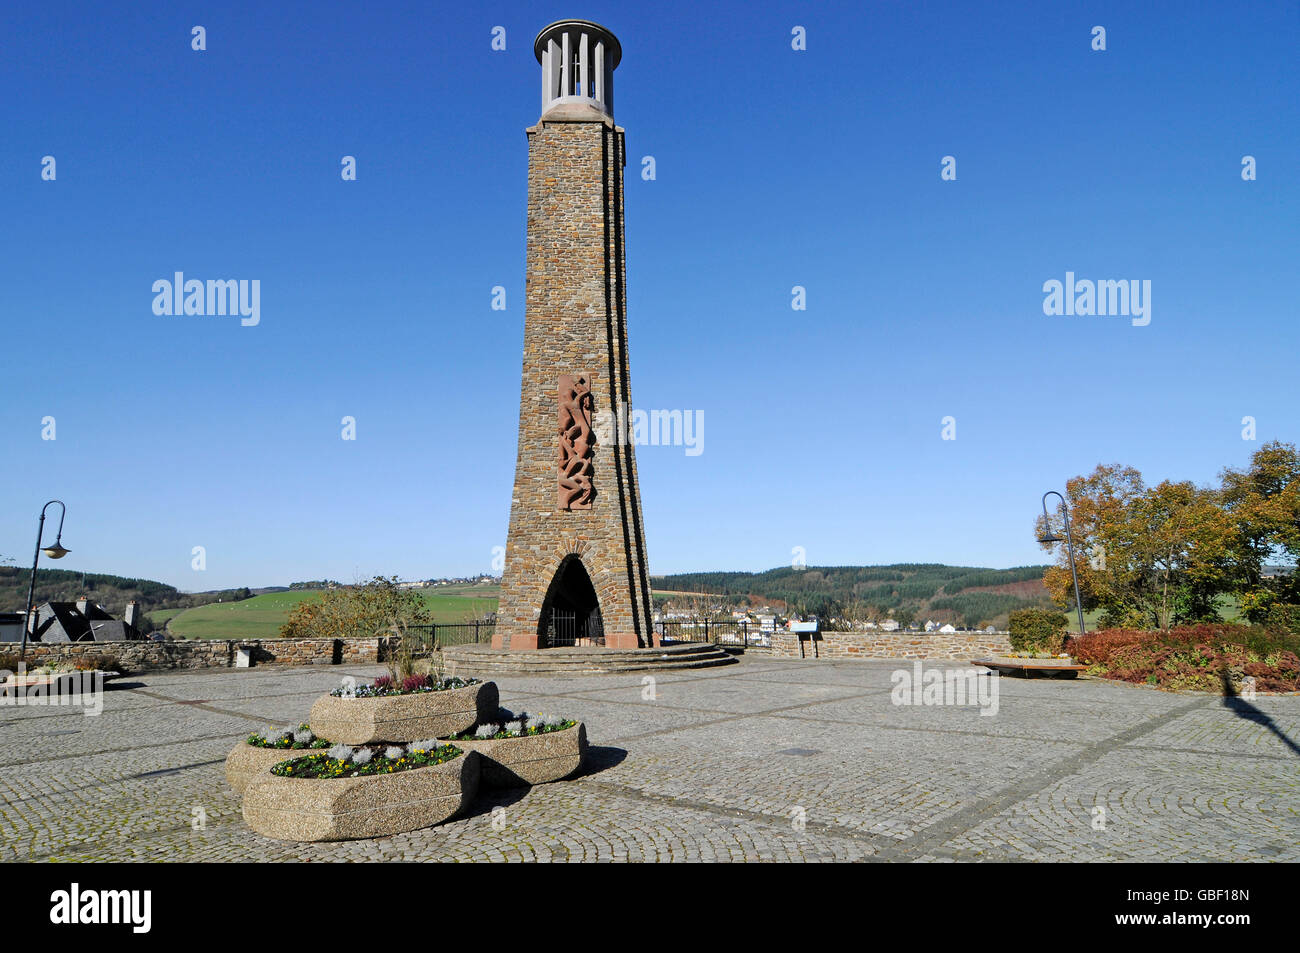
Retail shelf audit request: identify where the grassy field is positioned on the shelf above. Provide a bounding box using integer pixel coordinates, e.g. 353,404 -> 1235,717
1077,594 -> 1243,632
168,585 -> 499,640
145,608 -> 186,630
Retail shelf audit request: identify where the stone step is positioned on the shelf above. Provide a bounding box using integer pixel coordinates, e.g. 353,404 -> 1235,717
444,650 -> 733,665
447,644 -> 724,662
442,642 -> 737,677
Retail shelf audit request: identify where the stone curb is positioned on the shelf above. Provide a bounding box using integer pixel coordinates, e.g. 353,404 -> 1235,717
241,748 -> 480,842
308,681 -> 499,745
445,722 -> 587,788
225,741 -> 329,795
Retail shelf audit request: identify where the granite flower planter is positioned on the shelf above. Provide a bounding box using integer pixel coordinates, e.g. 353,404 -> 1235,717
0,671 -> 107,697
225,741 -> 326,795
448,722 -> 587,788
241,748 -> 479,842
309,681 -> 498,745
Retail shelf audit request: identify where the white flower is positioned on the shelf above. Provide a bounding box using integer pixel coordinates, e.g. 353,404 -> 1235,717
293,729 -> 314,745
475,723 -> 500,739
526,716 -> 547,731
351,748 -> 373,765
262,728 -> 287,745
504,720 -> 523,737
327,743 -> 353,761
542,713 -> 565,728
384,746 -> 405,760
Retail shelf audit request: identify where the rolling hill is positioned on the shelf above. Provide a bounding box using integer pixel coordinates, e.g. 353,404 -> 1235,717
166,585 -> 499,640
0,566 -> 249,633
651,564 -> 1055,628
5,561 -> 1056,638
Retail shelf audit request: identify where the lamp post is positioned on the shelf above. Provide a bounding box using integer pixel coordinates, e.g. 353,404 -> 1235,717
1037,490 -> 1086,635
21,500 -> 70,660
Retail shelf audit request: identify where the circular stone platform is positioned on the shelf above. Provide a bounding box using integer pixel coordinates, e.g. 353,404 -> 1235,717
442,642 -> 737,677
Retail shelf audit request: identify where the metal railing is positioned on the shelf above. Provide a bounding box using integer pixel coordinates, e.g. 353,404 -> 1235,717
655,619 -> 774,648
406,620 -> 495,649
544,608 -> 605,647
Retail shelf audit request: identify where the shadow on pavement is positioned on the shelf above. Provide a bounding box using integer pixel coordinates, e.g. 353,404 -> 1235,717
1219,669 -> 1300,759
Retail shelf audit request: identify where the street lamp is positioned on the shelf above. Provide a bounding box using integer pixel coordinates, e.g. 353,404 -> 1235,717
1037,490 -> 1086,636
21,500 -> 70,660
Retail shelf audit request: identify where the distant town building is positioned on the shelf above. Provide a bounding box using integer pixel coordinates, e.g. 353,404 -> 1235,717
939,623 -> 957,634
0,612 -> 24,643
881,619 -> 900,632
18,597 -> 143,643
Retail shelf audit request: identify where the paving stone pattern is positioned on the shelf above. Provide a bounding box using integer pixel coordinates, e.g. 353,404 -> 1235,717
1,657 -> 1296,862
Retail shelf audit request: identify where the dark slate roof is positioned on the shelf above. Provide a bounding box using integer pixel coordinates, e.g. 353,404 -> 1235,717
28,602 -> 140,643
86,620 -> 135,642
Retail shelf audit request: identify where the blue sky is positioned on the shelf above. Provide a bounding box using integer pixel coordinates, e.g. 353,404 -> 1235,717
2,0 -> 1297,591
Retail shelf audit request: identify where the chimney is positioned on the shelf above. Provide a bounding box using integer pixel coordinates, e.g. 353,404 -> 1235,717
76,595 -> 90,615
124,601 -> 141,630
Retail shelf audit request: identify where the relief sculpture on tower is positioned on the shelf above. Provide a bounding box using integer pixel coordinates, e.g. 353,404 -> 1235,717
558,373 -> 595,509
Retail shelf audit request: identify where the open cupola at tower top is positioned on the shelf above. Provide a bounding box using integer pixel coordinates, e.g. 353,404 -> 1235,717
534,19 -> 620,120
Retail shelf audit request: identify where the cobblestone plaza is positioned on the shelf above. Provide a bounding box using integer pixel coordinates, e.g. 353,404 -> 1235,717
3,656 -> 1297,862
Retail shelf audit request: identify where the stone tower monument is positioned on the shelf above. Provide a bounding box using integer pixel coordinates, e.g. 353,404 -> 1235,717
493,19 -> 655,652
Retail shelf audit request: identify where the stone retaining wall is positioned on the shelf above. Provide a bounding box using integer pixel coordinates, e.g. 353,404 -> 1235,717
1,636 -> 399,674
771,629 -> 1012,661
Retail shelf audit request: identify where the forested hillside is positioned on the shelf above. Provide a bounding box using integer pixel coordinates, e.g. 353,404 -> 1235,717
651,564 -> 1054,628
0,566 -> 249,632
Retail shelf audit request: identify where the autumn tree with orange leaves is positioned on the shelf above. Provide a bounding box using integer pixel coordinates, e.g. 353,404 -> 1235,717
1037,442 -> 1299,631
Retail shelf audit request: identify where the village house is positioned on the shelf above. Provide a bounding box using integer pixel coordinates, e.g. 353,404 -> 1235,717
14,597 -> 143,643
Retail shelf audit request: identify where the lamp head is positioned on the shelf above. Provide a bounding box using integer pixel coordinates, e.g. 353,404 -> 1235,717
42,542 -> 70,559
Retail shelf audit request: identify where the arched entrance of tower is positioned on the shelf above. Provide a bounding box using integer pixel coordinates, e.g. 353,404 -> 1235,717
538,555 -> 605,647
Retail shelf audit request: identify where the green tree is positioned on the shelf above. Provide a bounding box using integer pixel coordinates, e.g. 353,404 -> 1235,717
1219,441 -> 1300,620
1039,467 -> 1232,629
279,576 -> 432,640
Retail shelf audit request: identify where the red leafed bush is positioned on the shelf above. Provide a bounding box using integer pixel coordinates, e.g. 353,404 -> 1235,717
1066,624 -> 1300,693
400,673 -> 432,694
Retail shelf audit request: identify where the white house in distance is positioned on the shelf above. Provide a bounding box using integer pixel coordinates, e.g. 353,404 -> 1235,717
939,623 -> 957,634
880,619 -> 900,632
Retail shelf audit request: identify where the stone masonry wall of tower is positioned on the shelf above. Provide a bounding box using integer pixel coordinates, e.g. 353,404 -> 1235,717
493,113 -> 655,651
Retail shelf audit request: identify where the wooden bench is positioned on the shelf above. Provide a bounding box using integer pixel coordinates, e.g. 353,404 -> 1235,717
971,657 -> 1087,679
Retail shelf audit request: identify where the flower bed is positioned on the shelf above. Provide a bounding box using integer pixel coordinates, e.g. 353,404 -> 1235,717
1067,625 -> 1300,693
241,743 -> 478,842
225,724 -> 331,794
309,677 -> 497,744
327,673 -> 477,699
443,711 -> 586,788
273,740 -> 461,778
